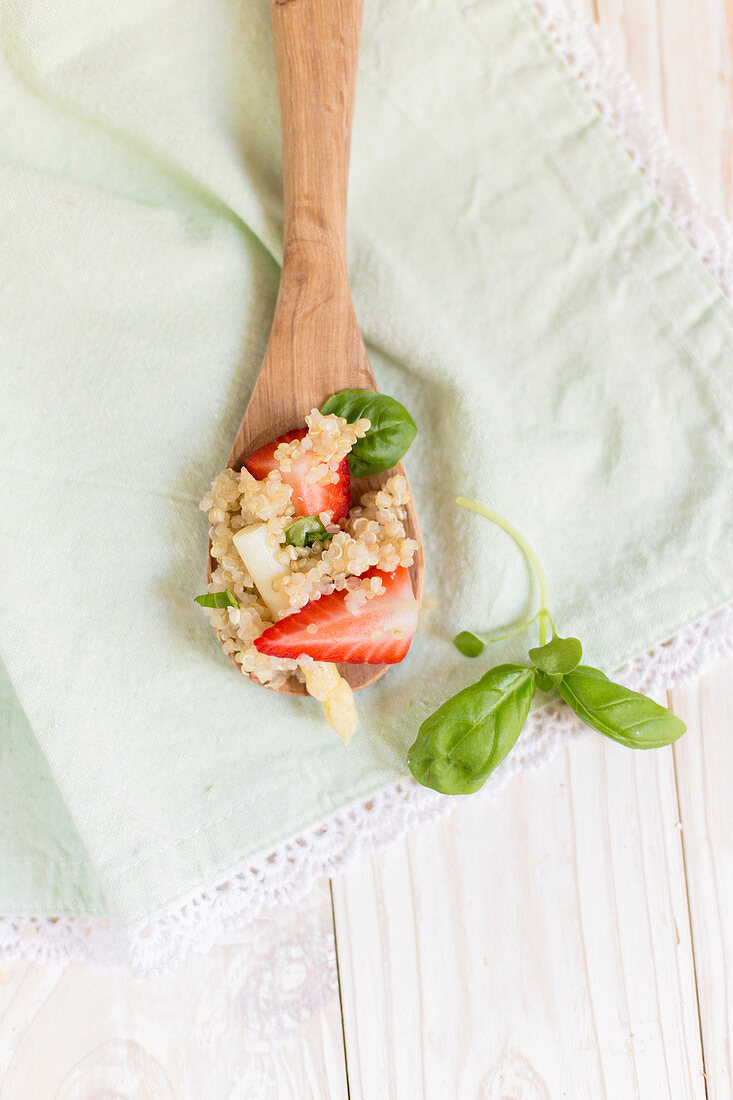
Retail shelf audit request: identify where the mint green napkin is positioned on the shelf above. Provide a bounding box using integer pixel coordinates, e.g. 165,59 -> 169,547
1,0 -> 731,927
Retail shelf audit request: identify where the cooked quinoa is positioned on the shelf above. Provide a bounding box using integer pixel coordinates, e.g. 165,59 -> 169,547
199,410 -> 418,711
274,407 -> 371,482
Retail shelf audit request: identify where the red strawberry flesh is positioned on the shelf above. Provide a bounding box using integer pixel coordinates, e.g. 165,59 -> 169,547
244,428 -> 350,521
254,567 -> 419,665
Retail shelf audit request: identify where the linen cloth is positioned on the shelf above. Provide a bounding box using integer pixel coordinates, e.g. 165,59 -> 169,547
1,0 -> 731,926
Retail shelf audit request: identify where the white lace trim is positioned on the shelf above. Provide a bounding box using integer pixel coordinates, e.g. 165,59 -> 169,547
2,0 -> 732,977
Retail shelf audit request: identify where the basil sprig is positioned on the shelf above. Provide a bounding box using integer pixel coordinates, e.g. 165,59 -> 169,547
408,498 -> 686,796
284,516 -> 332,548
194,589 -> 240,609
321,389 -> 417,478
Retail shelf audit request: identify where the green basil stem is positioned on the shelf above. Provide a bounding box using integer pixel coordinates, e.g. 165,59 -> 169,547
455,497 -> 552,645
471,607 -> 554,647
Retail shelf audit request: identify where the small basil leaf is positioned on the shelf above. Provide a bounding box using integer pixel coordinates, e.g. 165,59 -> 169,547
194,589 -> 240,609
558,665 -> 686,749
529,634 -> 582,676
284,516 -> 332,548
534,670 -> 557,693
453,630 -> 485,657
321,389 -> 417,477
407,664 -> 536,795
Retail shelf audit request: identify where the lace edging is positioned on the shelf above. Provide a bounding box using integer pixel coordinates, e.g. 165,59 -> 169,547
2,603 -> 730,976
2,0 -> 732,977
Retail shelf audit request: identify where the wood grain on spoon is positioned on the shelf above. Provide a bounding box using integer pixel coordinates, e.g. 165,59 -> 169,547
209,0 -> 424,694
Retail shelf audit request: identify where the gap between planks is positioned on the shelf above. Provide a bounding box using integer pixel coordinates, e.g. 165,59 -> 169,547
329,878 -> 352,1100
670,735 -> 710,1100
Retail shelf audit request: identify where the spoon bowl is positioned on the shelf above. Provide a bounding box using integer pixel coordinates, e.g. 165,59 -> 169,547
208,0 -> 424,694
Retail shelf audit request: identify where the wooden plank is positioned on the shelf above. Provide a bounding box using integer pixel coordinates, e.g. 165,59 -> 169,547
332,727 -> 705,1099
0,880 -> 348,1099
671,658 -> 733,1099
654,0 -> 732,218
594,0 -> 667,127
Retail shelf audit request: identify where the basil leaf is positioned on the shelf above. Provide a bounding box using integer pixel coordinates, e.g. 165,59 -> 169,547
407,664 -> 536,795
284,516 -> 332,548
557,665 -> 686,749
194,589 -> 240,609
529,634 -> 582,676
534,670 -> 556,693
321,389 -> 417,477
453,630 -> 485,658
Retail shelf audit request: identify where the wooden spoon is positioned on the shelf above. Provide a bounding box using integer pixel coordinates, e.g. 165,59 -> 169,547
209,0 -> 424,694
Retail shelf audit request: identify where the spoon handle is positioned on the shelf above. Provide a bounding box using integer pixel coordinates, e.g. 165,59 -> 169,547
271,0 -> 363,270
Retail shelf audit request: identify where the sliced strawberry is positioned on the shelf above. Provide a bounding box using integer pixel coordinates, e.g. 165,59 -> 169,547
254,567 -> 419,665
243,429 -> 303,478
244,428 -> 350,521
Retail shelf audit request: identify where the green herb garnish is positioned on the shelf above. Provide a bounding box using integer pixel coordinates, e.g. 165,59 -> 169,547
453,630 -> 487,658
407,498 -> 685,796
528,634 -> 583,678
321,389 -> 417,477
284,516 -> 332,548
194,589 -> 240,609
408,665 -> 536,795
557,666 -> 685,749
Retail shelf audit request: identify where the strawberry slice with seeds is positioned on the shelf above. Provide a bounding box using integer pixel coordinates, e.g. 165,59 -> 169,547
244,428 -> 350,521
254,567 -> 419,664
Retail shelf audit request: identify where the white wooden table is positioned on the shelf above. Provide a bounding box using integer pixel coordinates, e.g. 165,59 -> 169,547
1,3 -> 731,1096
